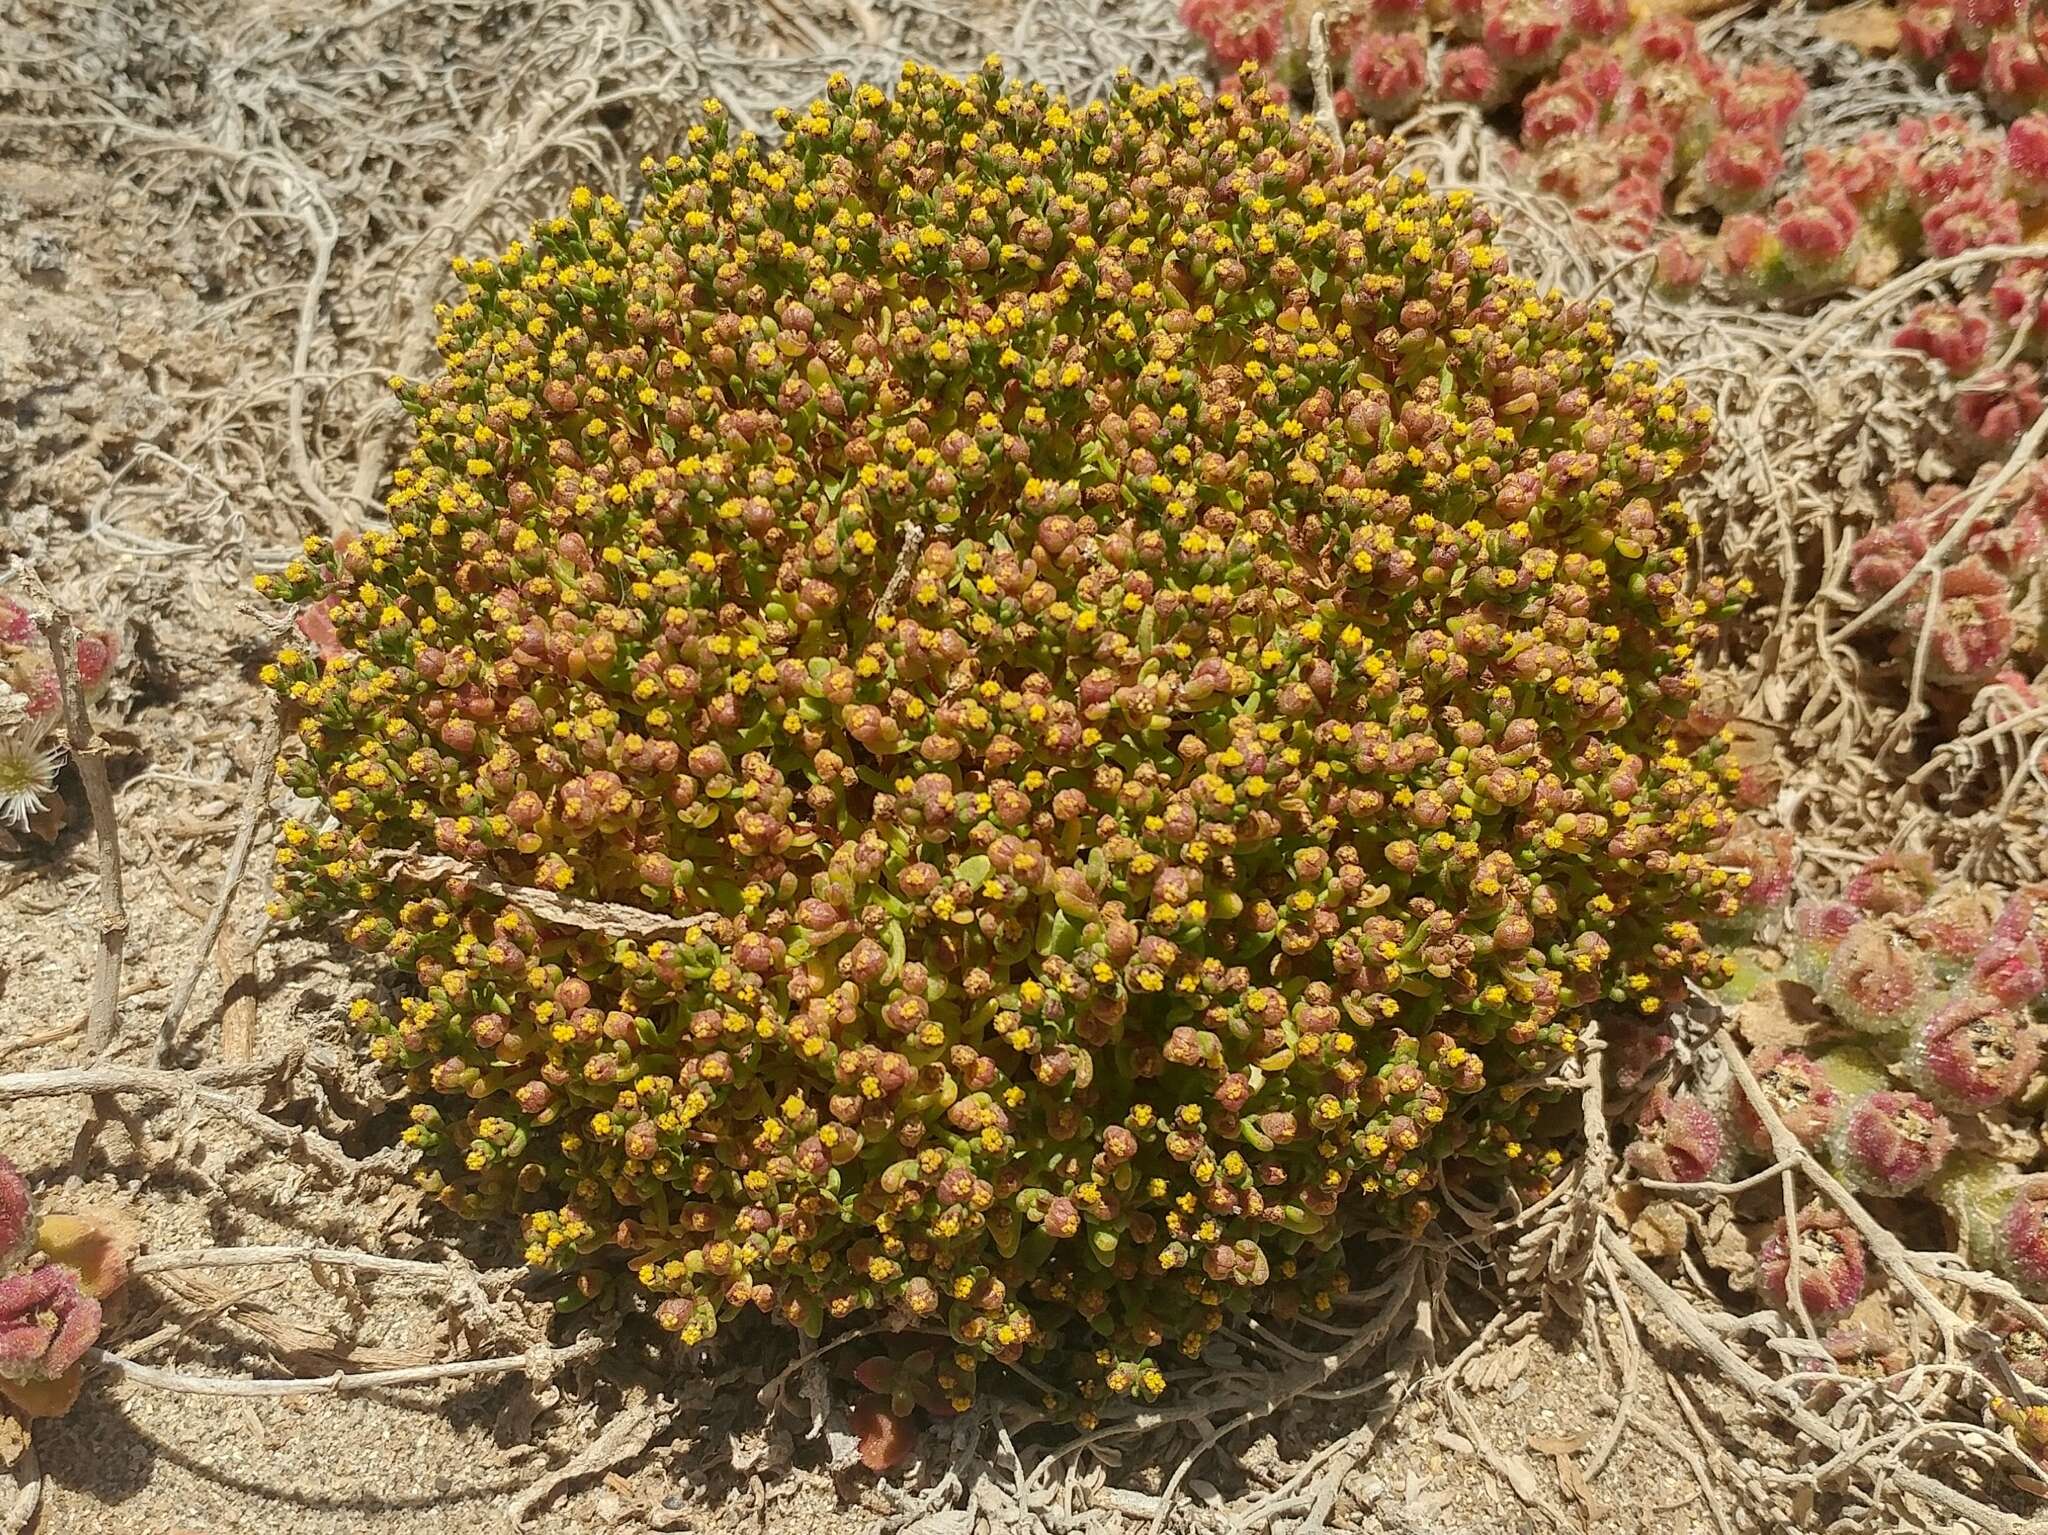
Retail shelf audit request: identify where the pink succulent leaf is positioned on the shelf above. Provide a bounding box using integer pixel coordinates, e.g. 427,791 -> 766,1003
1923,190 -> 2024,259
1899,0 -> 1956,64
1828,1090 -> 1956,1196
1713,62 -> 1807,137
1564,0 -> 1629,40
0,1158 -> 30,1274
1987,36 -> 2048,118
1696,131 -> 1786,214
1440,45 -> 1507,107
1482,0 -> 1569,72
1993,1176 -> 2048,1296
1895,301 -> 1991,375
1757,1203 -> 1867,1319
1906,991 -> 2040,1111
1907,883 -> 2003,964
1651,234 -> 1708,297
2006,116 -> 2048,206
1973,892 -> 2048,1005
1345,33 -> 1427,121
1625,1086 -> 1730,1183
1908,556 -> 2017,687
1819,920 -> 1940,1033
0,1264 -> 102,1382
1844,851 -> 1937,917
1730,1048 -> 1841,1156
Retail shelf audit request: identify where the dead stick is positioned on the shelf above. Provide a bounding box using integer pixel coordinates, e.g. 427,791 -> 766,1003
85,1336 -> 602,1398
133,1245 -> 453,1280
45,614 -> 126,1053
156,708 -> 282,1066
0,1065 -> 359,1183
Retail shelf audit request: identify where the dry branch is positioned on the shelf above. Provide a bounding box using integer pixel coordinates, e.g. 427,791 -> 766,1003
376,850 -> 720,941
85,1335 -> 602,1399
133,1245 -> 453,1280
154,705 -> 283,1065
0,1065 -> 361,1182
44,613 -> 127,1054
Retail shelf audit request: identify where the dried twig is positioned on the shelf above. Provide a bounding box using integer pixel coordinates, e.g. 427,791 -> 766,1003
0,1064 -> 362,1183
44,612 -> 127,1054
155,706 -> 283,1065
133,1245 -> 453,1280
85,1335 -> 602,1398
376,851 -> 719,942
0,1437 -> 37,1535
501,1389 -> 677,1525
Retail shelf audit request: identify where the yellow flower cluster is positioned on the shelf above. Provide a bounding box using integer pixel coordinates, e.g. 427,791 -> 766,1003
261,59 -> 1741,1405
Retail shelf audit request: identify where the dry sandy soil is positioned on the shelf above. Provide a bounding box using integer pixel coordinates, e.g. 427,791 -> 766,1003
0,3 -> 2035,1533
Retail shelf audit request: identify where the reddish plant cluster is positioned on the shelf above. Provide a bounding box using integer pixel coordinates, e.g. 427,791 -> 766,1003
0,1153 -> 135,1421
1181,5 -> 1811,256
1901,0 -> 2048,119
261,61 -> 1746,1411
1845,465 -> 2048,696
1648,851 -> 2048,1298
1654,113 -> 2048,308
1498,20 -> 1810,253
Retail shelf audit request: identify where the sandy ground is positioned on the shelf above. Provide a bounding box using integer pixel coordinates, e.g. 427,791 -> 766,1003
0,2 -> 1999,1532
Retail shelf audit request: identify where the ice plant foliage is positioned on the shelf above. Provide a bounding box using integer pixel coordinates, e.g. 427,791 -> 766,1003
1901,0 -> 2048,119
0,1153 -> 134,1420
1845,468 -> 2048,699
259,62 -> 1743,1408
1756,1202 -> 1867,1319
1694,851 -> 2048,1350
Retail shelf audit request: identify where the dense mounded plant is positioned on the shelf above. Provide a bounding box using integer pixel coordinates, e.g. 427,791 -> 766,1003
260,59 -> 1742,1411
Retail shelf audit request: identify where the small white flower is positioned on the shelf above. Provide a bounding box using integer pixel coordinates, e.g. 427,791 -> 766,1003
0,730 -> 61,830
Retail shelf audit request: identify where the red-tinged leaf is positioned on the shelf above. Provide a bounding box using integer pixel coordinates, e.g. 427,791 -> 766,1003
0,1363 -> 82,1419
851,1356 -> 895,1394
850,1397 -> 915,1474
38,1210 -> 140,1299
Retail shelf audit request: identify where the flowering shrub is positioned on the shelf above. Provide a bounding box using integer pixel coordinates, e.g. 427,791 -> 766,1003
260,60 -> 1744,1411
0,593 -> 115,834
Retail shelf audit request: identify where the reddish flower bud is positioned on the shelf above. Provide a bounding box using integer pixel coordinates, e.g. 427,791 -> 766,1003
1521,79 -> 1601,148
1729,1048 -> 1841,1156
1905,992 -> 2040,1111
1757,1203 -> 1867,1319
1345,33 -> 1426,122
1564,0 -> 1628,41
2007,115 -> 2048,206
1899,0 -> 1955,63
1482,0 -> 1569,71
1696,131 -> 1786,214
1828,1090 -> 1956,1196
1625,1086 -> 1732,1182
1440,45 -> 1506,107
1895,301 -> 1991,375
